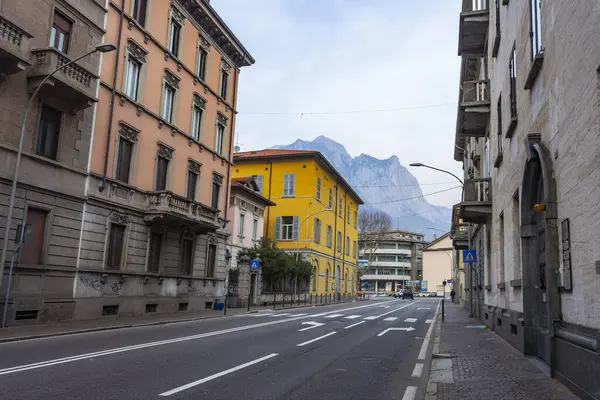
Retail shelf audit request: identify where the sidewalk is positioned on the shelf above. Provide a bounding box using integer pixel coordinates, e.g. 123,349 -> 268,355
426,303 -> 579,400
0,300 -> 338,343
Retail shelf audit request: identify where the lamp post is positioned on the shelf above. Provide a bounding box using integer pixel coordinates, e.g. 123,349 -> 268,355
409,162 -> 464,187
0,44 -> 117,297
295,208 -> 335,262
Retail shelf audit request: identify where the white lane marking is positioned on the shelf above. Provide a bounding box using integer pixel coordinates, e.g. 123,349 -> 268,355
383,317 -> 398,322
344,315 -> 361,319
298,321 -> 324,332
268,313 -> 292,317
159,353 -> 278,396
411,363 -> 423,378
324,314 -> 344,319
425,319 -> 433,324
344,321 -> 366,330
418,308 -> 431,310
0,302 -> 382,376
293,313 -> 309,317
364,316 -> 378,320
297,331 -> 337,347
377,327 -> 415,336
418,301 -> 441,360
368,301 -> 420,320
402,386 -> 417,400
404,318 -> 417,323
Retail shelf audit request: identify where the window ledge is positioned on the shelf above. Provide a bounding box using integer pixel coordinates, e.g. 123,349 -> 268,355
497,282 -> 506,290
505,116 -> 518,138
485,284 -> 492,291
494,152 -> 504,168
510,279 -> 522,288
502,0 -> 509,5
524,52 -> 544,90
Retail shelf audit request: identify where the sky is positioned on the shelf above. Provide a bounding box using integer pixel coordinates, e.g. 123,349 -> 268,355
211,0 -> 463,209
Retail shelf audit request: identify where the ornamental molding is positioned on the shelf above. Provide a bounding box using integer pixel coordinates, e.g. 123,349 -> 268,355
109,212 -> 130,225
221,60 -> 232,73
193,94 -> 206,109
164,69 -> 180,89
157,143 -> 173,160
170,4 -> 185,25
127,39 -> 147,63
217,113 -> 228,126
198,34 -> 211,51
188,160 -> 201,173
118,122 -> 140,142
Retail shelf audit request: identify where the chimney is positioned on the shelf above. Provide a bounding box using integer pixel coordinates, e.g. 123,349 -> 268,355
433,234 -> 437,240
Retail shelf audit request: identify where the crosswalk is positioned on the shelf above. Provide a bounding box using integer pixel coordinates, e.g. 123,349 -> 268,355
250,312 -> 426,323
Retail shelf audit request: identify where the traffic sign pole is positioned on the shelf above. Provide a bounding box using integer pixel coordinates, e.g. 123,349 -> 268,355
442,280 -> 447,323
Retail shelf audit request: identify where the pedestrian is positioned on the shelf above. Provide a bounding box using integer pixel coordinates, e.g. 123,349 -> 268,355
450,289 -> 456,304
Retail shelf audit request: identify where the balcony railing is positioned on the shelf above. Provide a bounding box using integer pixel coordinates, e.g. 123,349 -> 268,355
0,13 -> 32,77
452,223 -> 470,250
458,0 -> 489,56
462,79 -> 490,105
147,191 -> 220,228
464,178 -> 491,202
460,178 -> 492,223
27,48 -> 98,109
458,80 -> 490,138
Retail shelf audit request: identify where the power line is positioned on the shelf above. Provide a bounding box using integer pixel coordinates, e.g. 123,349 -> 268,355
353,181 -> 456,188
238,102 -> 456,116
365,186 -> 461,205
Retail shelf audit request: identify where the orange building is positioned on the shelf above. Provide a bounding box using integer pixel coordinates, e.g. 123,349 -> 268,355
75,0 -> 254,318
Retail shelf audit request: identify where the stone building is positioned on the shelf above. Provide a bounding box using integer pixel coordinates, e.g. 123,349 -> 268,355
452,0 -> 600,397
0,0 -> 106,324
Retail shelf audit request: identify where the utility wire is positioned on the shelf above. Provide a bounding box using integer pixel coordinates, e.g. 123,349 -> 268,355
365,186 -> 461,205
353,181 -> 456,188
239,102 -> 456,116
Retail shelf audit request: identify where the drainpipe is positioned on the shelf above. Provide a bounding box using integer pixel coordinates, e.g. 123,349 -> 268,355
223,67 -> 239,226
332,184 -> 338,292
265,162 -> 273,237
99,0 -> 125,192
341,193 -> 346,295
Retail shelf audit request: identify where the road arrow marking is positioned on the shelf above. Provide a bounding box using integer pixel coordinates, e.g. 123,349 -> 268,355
324,314 -> 344,318
344,315 -> 361,319
377,327 -> 416,337
404,318 -> 417,323
298,321 -> 325,332
384,317 -> 398,321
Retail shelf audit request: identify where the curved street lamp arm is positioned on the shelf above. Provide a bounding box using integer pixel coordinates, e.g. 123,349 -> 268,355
420,164 -> 464,186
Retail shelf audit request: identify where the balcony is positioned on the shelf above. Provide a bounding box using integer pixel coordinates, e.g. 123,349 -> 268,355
458,79 -> 490,138
460,178 -> 492,223
146,191 -> 221,232
27,48 -> 98,110
458,0 -> 489,57
360,274 -> 411,281
452,224 -> 470,250
0,13 -> 32,79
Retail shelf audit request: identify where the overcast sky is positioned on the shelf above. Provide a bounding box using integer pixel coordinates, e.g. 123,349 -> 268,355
211,0 -> 463,209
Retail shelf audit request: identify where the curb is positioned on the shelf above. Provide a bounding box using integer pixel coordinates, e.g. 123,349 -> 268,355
425,303 -> 446,400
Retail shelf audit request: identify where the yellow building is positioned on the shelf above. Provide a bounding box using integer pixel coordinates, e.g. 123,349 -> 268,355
232,149 -> 364,295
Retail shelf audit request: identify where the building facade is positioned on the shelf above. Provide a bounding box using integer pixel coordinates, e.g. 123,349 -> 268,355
226,177 -> 274,307
422,233 -> 454,296
358,230 -> 424,293
232,149 -> 363,297
0,0 -> 106,324
453,0 -> 600,397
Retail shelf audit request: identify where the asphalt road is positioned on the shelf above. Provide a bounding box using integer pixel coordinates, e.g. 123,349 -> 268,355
0,298 -> 440,400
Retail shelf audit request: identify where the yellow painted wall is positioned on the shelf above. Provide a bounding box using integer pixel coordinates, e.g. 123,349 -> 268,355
232,156 -> 360,295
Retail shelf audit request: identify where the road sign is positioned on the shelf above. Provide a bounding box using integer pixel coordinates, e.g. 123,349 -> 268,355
463,249 -> 477,263
249,258 -> 260,271
447,279 -> 452,284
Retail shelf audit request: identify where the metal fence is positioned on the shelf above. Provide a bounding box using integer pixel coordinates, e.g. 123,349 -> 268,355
259,292 -> 368,308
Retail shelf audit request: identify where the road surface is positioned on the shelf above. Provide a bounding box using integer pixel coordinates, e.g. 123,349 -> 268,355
0,298 -> 440,400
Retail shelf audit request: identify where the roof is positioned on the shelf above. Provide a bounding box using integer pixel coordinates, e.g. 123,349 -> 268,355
230,177 -> 276,206
422,232 -> 452,250
233,149 -> 365,205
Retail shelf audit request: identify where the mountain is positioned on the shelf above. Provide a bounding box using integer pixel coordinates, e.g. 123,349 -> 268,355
272,136 -> 452,240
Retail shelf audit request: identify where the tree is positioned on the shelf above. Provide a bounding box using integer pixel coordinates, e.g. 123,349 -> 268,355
357,209 -> 392,289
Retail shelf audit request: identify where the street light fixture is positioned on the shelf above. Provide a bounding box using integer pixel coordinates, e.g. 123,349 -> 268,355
409,162 -> 464,186
0,43 -> 117,297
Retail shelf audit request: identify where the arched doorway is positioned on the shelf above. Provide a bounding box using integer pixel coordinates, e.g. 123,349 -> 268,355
520,136 -> 561,368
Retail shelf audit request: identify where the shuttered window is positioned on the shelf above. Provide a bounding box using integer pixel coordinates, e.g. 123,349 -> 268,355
155,156 -> 168,190
116,138 -> 133,183
283,173 -> 295,196
106,224 -> 125,270
21,208 -> 47,265
276,216 -> 298,240
206,244 -> 217,277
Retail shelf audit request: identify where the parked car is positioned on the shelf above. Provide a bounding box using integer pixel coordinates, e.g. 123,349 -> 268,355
402,290 -> 414,300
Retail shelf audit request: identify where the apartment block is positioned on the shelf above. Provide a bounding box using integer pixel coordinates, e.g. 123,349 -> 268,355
452,0 -> 600,397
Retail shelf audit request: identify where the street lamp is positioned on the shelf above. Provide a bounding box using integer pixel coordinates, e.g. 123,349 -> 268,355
295,208 -> 336,262
409,163 -> 464,186
0,43 -> 117,294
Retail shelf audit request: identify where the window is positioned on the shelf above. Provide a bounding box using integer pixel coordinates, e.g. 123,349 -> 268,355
347,205 -> 351,223
497,95 -> 503,155
484,138 -> 491,177
116,137 -> 133,183
191,105 -> 203,141
353,241 -> 357,258
252,218 -> 259,241
21,208 -> 47,265
499,212 -> 505,283
283,173 -> 295,196
337,231 -> 342,252
187,168 -> 198,200
316,177 -> 321,201
168,18 -> 181,56
353,211 -> 357,228
252,175 -> 263,194
132,0 -> 148,26
326,225 -> 333,248
197,47 -> 208,80
338,197 -> 343,217
345,236 -> 350,256
211,174 -> 222,209
239,213 -> 245,237
147,232 -> 162,273
124,57 -> 141,100
36,105 -> 62,160
106,224 -> 125,270
181,236 -> 194,275
325,268 -> 330,292
512,191 -> 522,280
530,0 -> 543,59
509,46 -> 517,119
328,188 -> 333,208
161,84 -> 175,122
276,216 -> 298,241
220,64 -> 229,99
215,122 -> 225,155
155,156 -> 169,191
206,243 -> 216,277
377,255 -> 396,262
314,218 -> 321,243
380,243 -> 396,249
50,11 -> 71,53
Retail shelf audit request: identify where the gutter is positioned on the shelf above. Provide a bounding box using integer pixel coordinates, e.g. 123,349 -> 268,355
223,68 -> 239,226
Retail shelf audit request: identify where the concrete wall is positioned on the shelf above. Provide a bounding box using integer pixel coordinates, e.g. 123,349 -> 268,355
422,235 -> 453,295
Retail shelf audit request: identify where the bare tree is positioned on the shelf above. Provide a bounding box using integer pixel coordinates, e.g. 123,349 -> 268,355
357,209 -> 392,285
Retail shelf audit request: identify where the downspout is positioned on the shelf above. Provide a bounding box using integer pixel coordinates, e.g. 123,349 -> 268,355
332,184 -> 338,293
99,0 -> 125,192
341,193 -> 346,294
223,67 -> 239,226
265,162 -> 273,237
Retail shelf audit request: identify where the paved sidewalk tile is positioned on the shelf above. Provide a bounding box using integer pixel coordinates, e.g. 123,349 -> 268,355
433,304 -> 579,400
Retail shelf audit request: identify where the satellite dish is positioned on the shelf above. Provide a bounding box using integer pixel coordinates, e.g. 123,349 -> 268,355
234,145 -> 241,153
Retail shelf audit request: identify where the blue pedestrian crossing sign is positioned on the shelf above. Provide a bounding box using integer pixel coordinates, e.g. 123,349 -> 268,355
249,258 -> 260,271
463,250 -> 477,263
